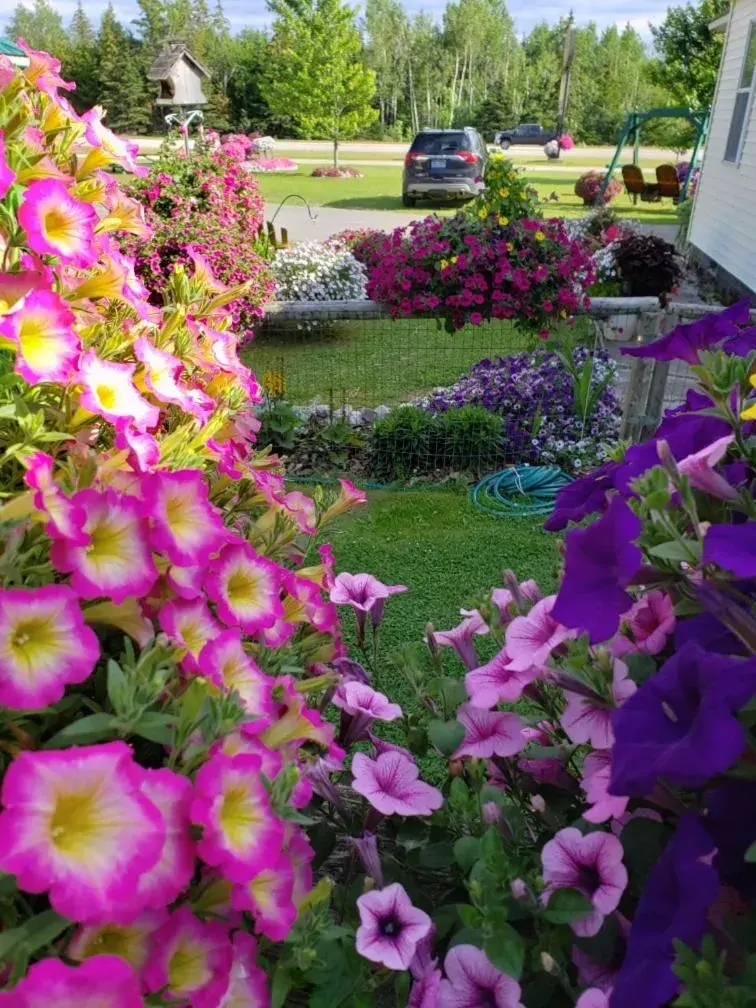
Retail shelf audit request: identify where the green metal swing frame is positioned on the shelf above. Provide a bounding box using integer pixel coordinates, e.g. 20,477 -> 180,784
601,106 -> 710,202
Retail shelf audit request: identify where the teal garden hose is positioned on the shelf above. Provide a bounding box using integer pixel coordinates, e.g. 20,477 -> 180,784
471,466 -> 572,518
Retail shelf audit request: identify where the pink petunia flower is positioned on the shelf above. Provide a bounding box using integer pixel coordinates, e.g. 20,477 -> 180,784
280,489 -> 318,535
322,477 -> 367,521
231,854 -> 297,941
158,597 -> 221,672
0,585 -> 99,709
541,827 -> 628,937
356,883 -> 431,971
0,288 -> 80,385
114,421 -> 160,473
219,931 -> 270,1006
191,752 -> 285,883
18,179 -> 96,266
204,542 -> 284,634
50,488 -> 157,604
198,630 -> 275,716
0,743 -> 164,924
453,703 -> 525,759
611,590 -> 675,657
505,594 -> 575,672
166,563 -> 204,599
333,679 -> 402,721
0,954 -> 144,1007
77,352 -> 159,431
561,659 -> 636,749
0,132 -> 15,198
575,990 -> 610,1008
677,433 -> 738,500
581,749 -> 629,823
132,335 -> 203,416
351,751 -> 443,817
18,39 -> 74,95
143,906 -> 233,1008
287,826 -> 315,907
23,451 -> 88,545
434,611 -> 489,670
145,468 -> 226,567
330,572 -> 407,637
438,944 -> 524,1007
466,648 -> 539,708
81,106 -> 146,176
68,909 -> 167,971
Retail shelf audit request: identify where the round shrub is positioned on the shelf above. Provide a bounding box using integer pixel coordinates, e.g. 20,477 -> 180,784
613,233 -> 682,298
272,240 -> 368,302
311,166 -> 363,178
575,170 -> 622,205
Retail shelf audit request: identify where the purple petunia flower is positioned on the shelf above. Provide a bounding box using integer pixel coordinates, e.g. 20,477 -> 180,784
465,648 -> 539,708
622,300 -> 751,364
438,944 -> 524,1008
702,521 -> 756,577
505,594 -> 575,671
330,572 -> 407,639
452,703 -> 525,759
409,929 -> 442,1007
561,659 -> 636,749
433,611 -> 489,670
356,882 -> 431,971
544,461 -> 619,532
351,751 -> 443,816
347,832 -> 384,887
610,814 -> 718,1008
677,434 -> 738,500
610,641 -> 756,796
703,779 -> 756,898
552,497 -> 642,644
541,827 -> 628,937
576,991 -> 610,1008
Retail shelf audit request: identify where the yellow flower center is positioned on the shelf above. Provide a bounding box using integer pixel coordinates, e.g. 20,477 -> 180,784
95,384 -> 117,410
226,567 -> 260,607
9,616 -> 59,671
49,788 -> 100,856
86,515 -> 124,559
43,207 -> 74,245
82,924 -> 144,968
220,784 -> 261,848
168,938 -> 210,993
535,231 -> 546,242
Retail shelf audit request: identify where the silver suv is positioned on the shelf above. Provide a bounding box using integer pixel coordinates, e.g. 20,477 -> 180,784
402,127 -> 487,207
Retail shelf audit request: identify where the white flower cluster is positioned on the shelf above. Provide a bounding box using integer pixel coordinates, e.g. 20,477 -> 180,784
543,140 -> 560,159
252,135 -> 276,154
272,241 -> 368,303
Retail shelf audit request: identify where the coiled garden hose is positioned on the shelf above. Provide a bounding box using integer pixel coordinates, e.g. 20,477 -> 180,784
471,465 -> 572,518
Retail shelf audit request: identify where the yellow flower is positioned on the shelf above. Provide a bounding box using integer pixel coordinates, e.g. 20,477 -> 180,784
742,403 -> 756,421
498,187 -> 509,198
439,259 -> 449,270
498,216 -> 509,227
750,373 -> 756,388
262,369 -> 285,398
534,231 -> 546,242
477,208 -> 488,219
506,242 -> 514,252
450,256 -> 459,265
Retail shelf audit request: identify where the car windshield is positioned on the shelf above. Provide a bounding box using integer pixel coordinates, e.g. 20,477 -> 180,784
411,132 -> 469,154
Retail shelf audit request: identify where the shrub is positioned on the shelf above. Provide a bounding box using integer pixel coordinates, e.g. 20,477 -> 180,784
575,170 -> 622,205
125,137 -> 274,336
272,240 -> 368,302
468,153 -> 541,222
423,346 -> 620,471
366,213 -> 595,334
369,405 -> 503,480
613,232 -> 682,298
311,166 -> 363,177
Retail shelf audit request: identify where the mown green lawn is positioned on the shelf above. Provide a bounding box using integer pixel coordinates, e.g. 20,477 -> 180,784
324,489 -> 560,726
255,163 -> 679,225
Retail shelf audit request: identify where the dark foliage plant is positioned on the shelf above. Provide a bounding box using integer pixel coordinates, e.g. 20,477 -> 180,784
613,233 -> 682,299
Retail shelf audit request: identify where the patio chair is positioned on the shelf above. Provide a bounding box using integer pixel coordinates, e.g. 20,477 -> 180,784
655,164 -> 681,201
621,164 -> 660,202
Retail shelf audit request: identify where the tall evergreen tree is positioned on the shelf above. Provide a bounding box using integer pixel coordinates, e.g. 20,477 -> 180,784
7,0 -> 68,58
64,1 -> 100,112
97,5 -> 153,135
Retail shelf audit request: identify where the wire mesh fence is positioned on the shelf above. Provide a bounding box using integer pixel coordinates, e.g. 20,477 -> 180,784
243,298 -> 721,486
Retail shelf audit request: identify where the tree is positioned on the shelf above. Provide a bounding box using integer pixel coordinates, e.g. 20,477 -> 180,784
64,1 -> 100,112
651,0 -> 728,108
97,5 -> 153,135
7,0 -> 68,58
264,0 -> 378,166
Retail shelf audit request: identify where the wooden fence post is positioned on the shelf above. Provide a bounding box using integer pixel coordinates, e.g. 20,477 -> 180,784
620,311 -> 661,441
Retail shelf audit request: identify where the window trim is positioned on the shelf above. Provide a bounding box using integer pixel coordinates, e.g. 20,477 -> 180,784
725,17 -> 756,165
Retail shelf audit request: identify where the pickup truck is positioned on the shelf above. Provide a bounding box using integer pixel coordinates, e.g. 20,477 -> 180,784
494,123 -> 557,149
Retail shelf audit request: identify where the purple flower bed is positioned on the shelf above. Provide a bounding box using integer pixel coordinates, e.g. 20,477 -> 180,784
424,347 -> 620,471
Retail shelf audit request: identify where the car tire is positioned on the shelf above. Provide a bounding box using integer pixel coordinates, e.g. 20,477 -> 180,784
500,139 -> 511,151
401,193 -> 416,207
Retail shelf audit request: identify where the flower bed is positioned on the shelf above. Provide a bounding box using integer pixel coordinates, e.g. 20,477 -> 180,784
575,170 -> 622,206
311,166 -> 364,178
272,240 -> 368,303
247,156 -> 299,172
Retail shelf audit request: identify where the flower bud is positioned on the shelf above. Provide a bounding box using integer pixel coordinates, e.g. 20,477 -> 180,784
540,952 -> 558,974
531,794 -> 546,813
482,801 -> 500,825
510,878 -> 529,900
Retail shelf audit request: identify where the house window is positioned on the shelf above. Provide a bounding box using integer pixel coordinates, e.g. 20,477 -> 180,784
725,20 -> 756,162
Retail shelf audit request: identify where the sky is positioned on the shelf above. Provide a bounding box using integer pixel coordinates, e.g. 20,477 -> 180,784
3,0 -> 672,39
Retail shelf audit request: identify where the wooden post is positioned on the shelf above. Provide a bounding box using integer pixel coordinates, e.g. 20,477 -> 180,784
620,311 -> 660,441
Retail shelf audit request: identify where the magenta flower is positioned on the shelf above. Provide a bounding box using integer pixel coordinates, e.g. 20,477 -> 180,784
68,909 -> 167,971
204,541 -> 284,634
466,648 -> 539,708
81,106 -> 146,176
197,630 -> 275,717
541,827 -> 628,937
18,179 -> 96,266
581,749 -> 629,823
23,452 -> 86,545
434,611 -> 489,670
219,932 -> 270,1006
0,132 -> 15,198
231,854 -> 297,941
351,750 -> 443,816
576,991 -> 610,1008
77,352 -> 159,431
356,882 -> 431,970
18,39 -> 74,95
612,590 -> 675,657
158,597 -> 221,672
438,944 -> 524,1008
115,422 -> 159,473
676,433 -> 738,500
453,703 -> 525,759
330,571 -> 407,636
561,659 -> 636,749
333,679 -> 402,720
144,906 -> 233,1008
491,579 -> 541,622
505,594 -> 574,671
0,954 -> 144,1008
0,288 -> 80,385
0,585 -> 99,709
146,468 -> 226,567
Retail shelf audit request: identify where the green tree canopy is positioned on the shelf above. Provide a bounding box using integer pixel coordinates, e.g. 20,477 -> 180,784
650,0 -> 728,108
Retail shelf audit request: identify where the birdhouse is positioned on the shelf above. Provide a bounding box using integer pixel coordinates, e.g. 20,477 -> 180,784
0,38 -> 29,67
146,41 -> 210,107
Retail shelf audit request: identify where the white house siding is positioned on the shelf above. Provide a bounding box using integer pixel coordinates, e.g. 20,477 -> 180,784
689,0 -> 756,293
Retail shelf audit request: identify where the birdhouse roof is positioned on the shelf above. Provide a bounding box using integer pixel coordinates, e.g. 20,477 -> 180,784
146,42 -> 210,82
0,37 -> 28,60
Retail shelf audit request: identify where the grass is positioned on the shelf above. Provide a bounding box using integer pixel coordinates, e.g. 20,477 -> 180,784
245,315 -> 551,406
325,489 -> 559,723
256,163 -> 678,225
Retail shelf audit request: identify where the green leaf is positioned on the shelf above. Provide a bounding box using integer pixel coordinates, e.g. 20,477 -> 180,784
484,923 -> 524,979
431,904 -> 460,942
454,835 -> 482,873
625,651 -> 657,686
418,841 -> 456,869
106,659 -> 127,713
648,539 -> 699,562
448,776 -> 469,812
21,910 -> 71,954
457,904 -> 483,928
448,926 -> 484,949
0,927 -> 25,963
621,818 -> 669,887
542,888 -> 593,924
43,712 -> 116,748
271,964 -> 293,1008
746,841 -> 756,863
427,718 -> 464,756
0,872 -> 18,897
396,818 -> 429,851
131,712 -> 176,745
